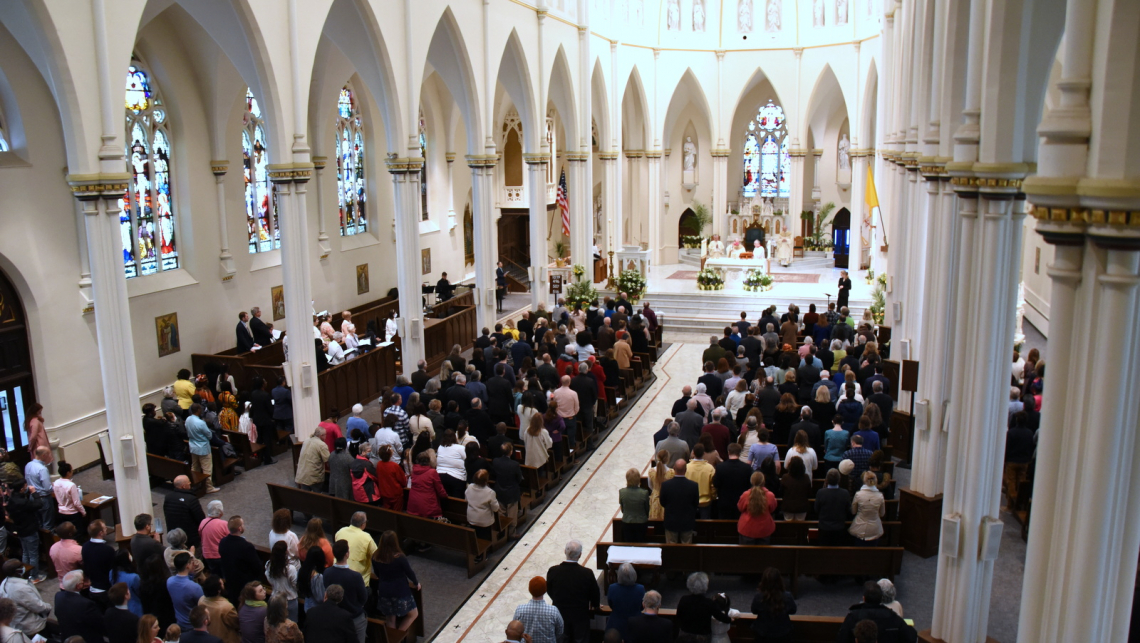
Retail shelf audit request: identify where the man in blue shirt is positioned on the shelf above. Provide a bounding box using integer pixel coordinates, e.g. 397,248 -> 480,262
185,404 -> 219,494
324,540 -> 368,643
23,447 -> 54,529
167,552 -> 203,630
842,434 -> 874,486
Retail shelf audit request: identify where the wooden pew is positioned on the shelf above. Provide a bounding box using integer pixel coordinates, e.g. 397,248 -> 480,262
594,542 -> 904,596
636,478 -> 900,520
211,446 -> 240,487
147,454 -> 209,496
610,518 -> 903,547
592,605 -> 844,643
424,305 -> 478,372
267,483 -> 490,577
223,429 -> 265,470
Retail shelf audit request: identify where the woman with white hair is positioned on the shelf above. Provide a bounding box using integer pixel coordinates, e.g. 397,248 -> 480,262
162,528 -> 204,576
675,572 -> 733,639
878,578 -> 903,616
606,563 -> 645,642
327,332 -> 346,365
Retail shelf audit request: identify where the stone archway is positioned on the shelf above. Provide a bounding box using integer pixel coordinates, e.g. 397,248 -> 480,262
0,267 -> 35,461
832,207 -> 850,268
678,208 -> 699,246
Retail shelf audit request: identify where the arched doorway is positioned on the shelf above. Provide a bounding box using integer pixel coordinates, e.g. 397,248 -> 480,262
832,207 -> 851,268
0,268 -> 34,457
678,208 -> 699,246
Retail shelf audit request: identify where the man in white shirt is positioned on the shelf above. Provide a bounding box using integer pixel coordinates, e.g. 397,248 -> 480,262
370,424 -> 404,466
327,333 -> 346,366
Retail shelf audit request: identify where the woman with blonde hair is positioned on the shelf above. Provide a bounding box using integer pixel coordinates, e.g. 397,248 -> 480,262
523,412 -> 553,468
647,449 -> 673,521
850,470 -> 887,545
811,385 -> 836,432
736,471 -> 777,544
618,468 -> 650,542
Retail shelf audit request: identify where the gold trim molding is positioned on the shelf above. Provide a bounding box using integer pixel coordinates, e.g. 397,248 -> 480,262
67,173 -> 132,200
522,153 -> 551,165
387,157 -> 426,173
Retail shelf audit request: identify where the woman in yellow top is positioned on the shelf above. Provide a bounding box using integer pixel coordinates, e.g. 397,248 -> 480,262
172,369 -> 196,410
502,320 -> 520,341
647,449 -> 674,521
217,382 -> 240,432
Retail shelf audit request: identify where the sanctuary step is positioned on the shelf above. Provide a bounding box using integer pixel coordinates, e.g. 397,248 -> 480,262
637,291 -> 871,336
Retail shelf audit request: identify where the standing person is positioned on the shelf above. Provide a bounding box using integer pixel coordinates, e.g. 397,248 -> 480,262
83,520 -> 116,608
713,444 -> 754,520
371,531 -> 420,631
815,469 -> 852,545
849,471 -> 886,546
196,576 -> 240,643
736,472 -> 777,544
7,479 -> 44,582
658,461 -> 699,543
512,577 -> 563,643
324,541 -> 368,643
780,456 -> 813,521
523,413 -> 553,469
235,312 -> 256,353
626,591 -> 672,643
327,438 -> 354,500
750,567 -> 796,642
545,541 -> 599,643
139,614 -> 164,643
301,585 -> 356,643
199,501 -> 228,575
56,570 -> 105,643
164,476 -> 206,549
0,560 -> 53,639
23,447 -> 54,529
217,517 -> 265,605
297,546 -> 328,614
605,563 -> 645,642
334,513 -> 377,585
23,404 -> 50,467
168,553 -> 205,630
131,514 -> 166,577
111,549 -> 144,616
295,427 -> 330,493
139,553 -> 176,630
264,542 -> 299,624
836,582 -> 918,642
492,444 -> 523,533
618,469 -> 650,543
186,405 -> 220,494
266,510 -> 299,564
236,582 -> 267,643
248,378 -> 276,465
248,307 -> 273,347
675,573 -> 734,640
271,377 -> 294,439
495,261 -> 508,312
465,470 -> 500,548
836,270 -> 852,310
105,583 -> 141,643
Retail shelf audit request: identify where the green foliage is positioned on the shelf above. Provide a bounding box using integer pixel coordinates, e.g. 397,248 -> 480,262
870,277 -> 886,325
554,240 -> 567,259
565,279 -> 597,309
696,268 -> 724,290
742,269 -> 773,292
571,264 -> 586,281
691,200 -> 713,235
681,235 -> 705,248
616,270 -> 647,303
803,202 -> 837,249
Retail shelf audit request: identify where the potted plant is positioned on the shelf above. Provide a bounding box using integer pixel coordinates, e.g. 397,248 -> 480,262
697,268 -> 724,291
742,269 -> 773,292
865,269 -> 876,285
565,278 -> 598,309
802,202 -> 836,251
553,240 -> 567,267
691,200 -> 713,237
870,276 -> 886,325
571,263 -> 586,281
616,269 -> 647,303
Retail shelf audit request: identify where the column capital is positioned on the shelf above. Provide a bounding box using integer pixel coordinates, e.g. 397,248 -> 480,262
210,160 -> 230,175
598,151 -> 619,161
66,173 -> 131,201
644,150 -> 662,159
311,156 -> 328,171
445,152 -> 457,163
267,162 -> 314,184
792,47 -> 803,58
465,154 -> 498,168
623,150 -> 644,159
523,153 -> 551,165
715,49 -> 726,60
565,152 -> 589,162
710,148 -> 731,158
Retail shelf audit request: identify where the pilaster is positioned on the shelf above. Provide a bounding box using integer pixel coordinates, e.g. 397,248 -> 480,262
600,152 -> 620,254
645,151 -> 662,266
525,154 -> 550,308
710,148 -> 730,238
311,156 -> 332,260
211,161 -> 237,279
788,148 -> 807,237
567,152 -> 592,270
467,155 -> 499,328
849,152 -> 868,269
68,173 -> 151,536
386,156 -> 426,368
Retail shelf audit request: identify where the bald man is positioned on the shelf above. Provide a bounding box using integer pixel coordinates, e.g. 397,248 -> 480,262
502,620 -> 529,643
657,459 -> 699,543
163,474 -> 206,547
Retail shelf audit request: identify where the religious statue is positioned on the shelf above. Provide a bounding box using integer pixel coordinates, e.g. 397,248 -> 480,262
593,194 -> 604,238
683,136 -> 697,171
838,133 -> 851,171
836,0 -> 848,24
765,0 -> 781,31
667,0 -> 681,30
813,0 -> 825,27
776,229 -> 794,266
692,0 -> 706,31
761,197 -> 775,219
708,234 -> 726,258
738,0 -> 753,32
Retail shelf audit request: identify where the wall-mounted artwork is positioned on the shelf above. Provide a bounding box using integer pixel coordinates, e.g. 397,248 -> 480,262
356,264 -> 370,295
155,313 -> 180,357
271,286 -> 285,321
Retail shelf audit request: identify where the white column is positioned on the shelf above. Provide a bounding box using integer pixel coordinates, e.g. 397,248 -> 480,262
788,152 -> 806,238
931,186 -> 1026,642
312,157 -> 332,260
711,152 -> 728,238
624,152 -> 642,246
446,153 -> 457,229
386,159 -> 426,367
569,154 -> 592,268
270,171 -> 321,440
646,152 -> 662,265
849,153 -> 868,268
468,157 -> 499,327
810,151 -> 822,203
212,161 -> 238,278
601,153 -> 619,277
525,155 -> 549,308
69,178 -> 151,536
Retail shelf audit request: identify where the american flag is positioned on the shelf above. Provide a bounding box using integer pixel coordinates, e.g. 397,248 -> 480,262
557,169 -> 570,237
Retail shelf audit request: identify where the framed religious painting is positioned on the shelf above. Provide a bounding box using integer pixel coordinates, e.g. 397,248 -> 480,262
421,248 -> 431,275
271,286 -> 285,321
155,313 -> 180,357
356,264 -> 370,295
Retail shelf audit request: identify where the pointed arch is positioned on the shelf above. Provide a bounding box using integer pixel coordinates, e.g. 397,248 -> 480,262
425,8 -> 483,154
662,68 -> 714,149
548,46 -> 579,150
861,60 -> 879,150
621,66 -> 651,150
804,64 -> 851,139
591,58 -> 610,151
496,29 -> 537,153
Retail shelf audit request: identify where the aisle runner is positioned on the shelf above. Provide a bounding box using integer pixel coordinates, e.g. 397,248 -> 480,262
433,343 -> 689,643
666,270 -> 820,283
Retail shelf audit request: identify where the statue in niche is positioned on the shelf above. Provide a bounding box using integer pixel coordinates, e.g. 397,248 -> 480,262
765,0 -> 781,31
813,0 -> 825,27
836,0 -> 848,24
738,0 -> 753,32
692,0 -> 706,31
761,197 -> 775,219
593,195 -> 604,238
838,134 -> 851,171
667,0 -> 681,30
683,137 -> 697,171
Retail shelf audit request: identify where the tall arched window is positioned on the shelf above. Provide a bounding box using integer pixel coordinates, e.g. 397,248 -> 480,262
742,99 -> 789,199
0,114 -> 8,152
243,88 -> 278,253
335,86 -> 367,236
119,60 -> 178,278
419,110 -> 428,221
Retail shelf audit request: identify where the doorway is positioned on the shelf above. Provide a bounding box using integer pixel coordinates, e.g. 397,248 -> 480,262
0,268 -> 34,457
678,208 -> 699,246
832,207 -> 851,268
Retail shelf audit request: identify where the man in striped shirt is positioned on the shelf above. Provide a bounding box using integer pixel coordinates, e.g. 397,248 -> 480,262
513,576 -> 563,643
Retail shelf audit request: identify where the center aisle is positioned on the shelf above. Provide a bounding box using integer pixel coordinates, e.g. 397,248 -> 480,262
435,342 -> 703,643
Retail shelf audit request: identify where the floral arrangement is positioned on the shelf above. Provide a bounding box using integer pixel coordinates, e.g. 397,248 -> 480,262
870,276 -> 886,325
616,269 -> 647,303
697,268 -> 724,291
743,269 -> 773,292
565,279 -> 597,309
571,263 -> 586,281
681,235 -> 704,249
865,269 -> 876,285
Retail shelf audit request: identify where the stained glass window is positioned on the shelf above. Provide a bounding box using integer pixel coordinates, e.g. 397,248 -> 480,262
0,114 -> 8,152
419,110 -> 428,221
335,86 -> 367,236
243,89 -> 279,253
120,60 -> 177,278
742,99 -> 789,198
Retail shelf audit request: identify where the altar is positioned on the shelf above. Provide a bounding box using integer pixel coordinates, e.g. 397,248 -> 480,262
705,254 -> 770,276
